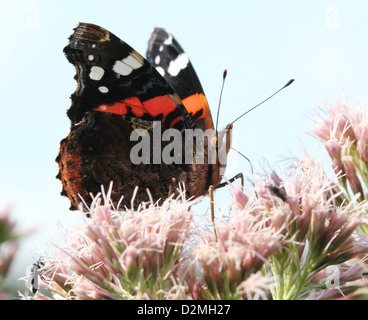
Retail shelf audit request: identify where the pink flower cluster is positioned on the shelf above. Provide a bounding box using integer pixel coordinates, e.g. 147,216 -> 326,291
194,210 -> 281,299
312,101 -> 368,202
230,157 -> 368,299
35,196 -> 196,300
31,187 -> 283,300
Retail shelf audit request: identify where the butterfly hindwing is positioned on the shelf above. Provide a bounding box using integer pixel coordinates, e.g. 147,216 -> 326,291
147,28 -> 214,131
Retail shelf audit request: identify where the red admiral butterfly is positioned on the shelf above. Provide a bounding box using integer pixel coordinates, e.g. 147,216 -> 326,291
56,23 -> 233,210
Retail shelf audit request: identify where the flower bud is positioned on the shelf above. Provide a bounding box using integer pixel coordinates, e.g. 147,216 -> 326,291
325,140 -> 345,176
230,187 -> 249,209
342,155 -> 364,198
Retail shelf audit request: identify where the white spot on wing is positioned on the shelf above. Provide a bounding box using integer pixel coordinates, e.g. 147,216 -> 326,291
163,33 -> 173,45
154,55 -> 160,65
113,60 -> 133,76
167,53 -> 189,77
113,51 -> 144,76
156,66 -> 165,77
122,52 -> 144,69
89,66 -> 105,81
98,86 -> 109,93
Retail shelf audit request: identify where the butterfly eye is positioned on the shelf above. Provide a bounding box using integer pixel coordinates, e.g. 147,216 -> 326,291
210,135 -> 218,148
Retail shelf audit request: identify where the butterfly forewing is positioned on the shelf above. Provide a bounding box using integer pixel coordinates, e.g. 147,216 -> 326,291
147,27 -> 214,131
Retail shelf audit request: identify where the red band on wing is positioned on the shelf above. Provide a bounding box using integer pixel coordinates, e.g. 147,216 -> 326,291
94,97 -> 144,117
142,96 -> 177,122
94,95 -> 182,128
181,93 -> 213,130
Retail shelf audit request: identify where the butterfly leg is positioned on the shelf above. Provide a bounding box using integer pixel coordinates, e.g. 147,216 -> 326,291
208,185 -> 218,241
211,173 -> 245,236
168,177 -> 177,197
217,172 -> 244,189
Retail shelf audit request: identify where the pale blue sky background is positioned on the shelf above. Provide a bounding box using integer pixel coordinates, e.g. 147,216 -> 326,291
1,0 -> 368,288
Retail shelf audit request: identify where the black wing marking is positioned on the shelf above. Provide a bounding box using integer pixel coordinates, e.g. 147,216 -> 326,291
146,27 -> 206,100
147,28 -> 214,130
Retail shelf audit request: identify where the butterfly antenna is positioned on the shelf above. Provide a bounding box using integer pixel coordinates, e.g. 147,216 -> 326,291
215,69 -> 228,133
231,78 -> 294,125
